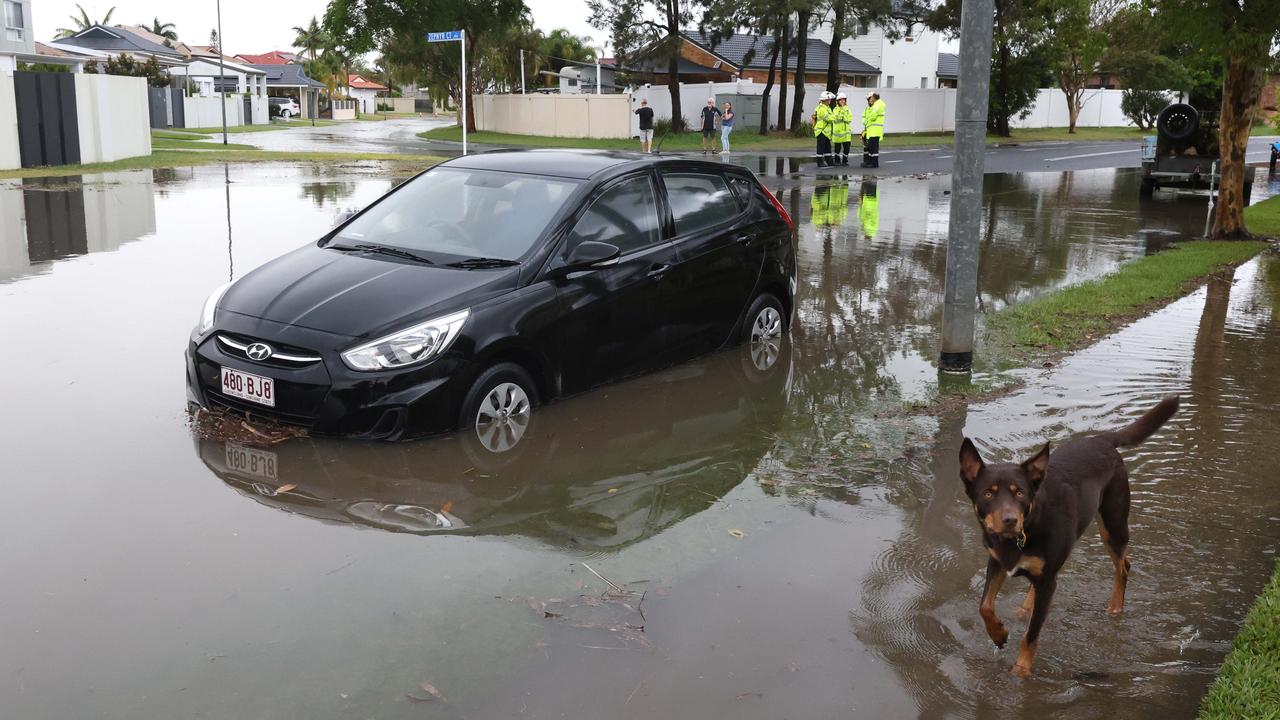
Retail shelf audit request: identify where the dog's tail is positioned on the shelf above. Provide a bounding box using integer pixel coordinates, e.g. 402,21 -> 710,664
1104,396 -> 1180,447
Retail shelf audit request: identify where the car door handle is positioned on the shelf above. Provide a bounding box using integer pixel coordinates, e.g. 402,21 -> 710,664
647,263 -> 670,279
734,233 -> 753,245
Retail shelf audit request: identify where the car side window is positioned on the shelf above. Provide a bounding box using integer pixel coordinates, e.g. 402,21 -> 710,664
663,172 -> 740,236
565,175 -> 661,256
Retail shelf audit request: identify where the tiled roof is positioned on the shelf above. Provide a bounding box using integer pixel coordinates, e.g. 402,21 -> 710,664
57,24 -> 184,58
631,55 -> 735,77
252,63 -> 325,89
237,51 -> 295,65
937,52 -> 959,78
348,74 -> 387,90
684,31 -> 879,75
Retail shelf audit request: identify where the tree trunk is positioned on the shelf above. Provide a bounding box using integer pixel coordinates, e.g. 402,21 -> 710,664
1066,91 -> 1080,134
1211,56 -> 1263,239
790,9 -> 811,130
991,3 -> 1011,137
761,32 -> 781,134
666,0 -> 684,132
778,18 -> 790,132
826,5 -> 844,94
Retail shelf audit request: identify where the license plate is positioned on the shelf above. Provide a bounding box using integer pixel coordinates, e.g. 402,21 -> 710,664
220,366 -> 275,407
224,442 -> 278,481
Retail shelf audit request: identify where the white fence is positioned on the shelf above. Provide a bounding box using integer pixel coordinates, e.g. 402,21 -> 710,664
183,96 -> 245,129
472,94 -> 632,139
630,82 -> 1140,136
74,74 -> 151,164
0,73 -> 17,170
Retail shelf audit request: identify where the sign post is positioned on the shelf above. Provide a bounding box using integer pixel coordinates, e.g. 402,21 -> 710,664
428,29 -> 467,155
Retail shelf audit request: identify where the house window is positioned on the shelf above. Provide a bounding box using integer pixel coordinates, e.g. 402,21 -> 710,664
920,77 -> 928,88
886,76 -> 894,88
567,78 -> 577,87
4,0 -> 24,41
854,20 -> 870,36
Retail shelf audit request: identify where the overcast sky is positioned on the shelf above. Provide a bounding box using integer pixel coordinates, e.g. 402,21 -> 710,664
32,0 -> 602,55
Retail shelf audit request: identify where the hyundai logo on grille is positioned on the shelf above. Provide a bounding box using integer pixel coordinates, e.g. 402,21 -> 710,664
246,343 -> 274,361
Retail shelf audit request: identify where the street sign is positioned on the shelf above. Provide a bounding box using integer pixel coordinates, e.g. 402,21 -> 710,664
425,30 -> 467,155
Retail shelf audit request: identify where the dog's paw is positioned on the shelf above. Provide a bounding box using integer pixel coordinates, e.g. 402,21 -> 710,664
1106,603 -> 1124,616
1010,662 -> 1032,678
990,625 -> 1008,649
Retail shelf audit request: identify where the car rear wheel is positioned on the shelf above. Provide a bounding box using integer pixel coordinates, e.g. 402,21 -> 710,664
458,362 -> 539,453
281,110 -> 292,119
741,293 -> 786,373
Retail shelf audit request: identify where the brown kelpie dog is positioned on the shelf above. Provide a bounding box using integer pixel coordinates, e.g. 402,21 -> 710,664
959,396 -> 1179,678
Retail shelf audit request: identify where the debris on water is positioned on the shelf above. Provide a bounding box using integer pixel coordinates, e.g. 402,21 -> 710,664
529,593 -> 649,646
728,529 -> 745,539
188,407 -> 307,447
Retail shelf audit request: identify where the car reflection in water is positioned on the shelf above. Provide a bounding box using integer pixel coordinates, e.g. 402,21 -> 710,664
196,338 -> 791,551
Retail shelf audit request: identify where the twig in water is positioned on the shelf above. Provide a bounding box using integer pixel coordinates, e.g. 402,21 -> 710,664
580,562 -> 623,593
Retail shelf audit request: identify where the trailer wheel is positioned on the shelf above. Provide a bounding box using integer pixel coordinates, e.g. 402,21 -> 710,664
1156,103 -> 1199,143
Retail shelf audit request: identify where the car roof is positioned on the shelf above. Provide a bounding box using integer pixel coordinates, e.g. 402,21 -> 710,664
441,149 -> 741,181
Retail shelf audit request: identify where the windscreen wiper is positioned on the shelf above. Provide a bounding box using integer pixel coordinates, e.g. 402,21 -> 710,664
328,243 -> 434,264
445,257 -> 520,269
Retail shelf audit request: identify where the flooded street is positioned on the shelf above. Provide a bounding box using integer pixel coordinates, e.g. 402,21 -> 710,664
1,161 -> 1277,719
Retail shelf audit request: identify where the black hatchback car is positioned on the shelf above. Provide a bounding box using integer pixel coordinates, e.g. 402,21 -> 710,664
187,150 -> 796,440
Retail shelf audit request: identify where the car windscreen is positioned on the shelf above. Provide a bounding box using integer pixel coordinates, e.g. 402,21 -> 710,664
330,167 -> 580,262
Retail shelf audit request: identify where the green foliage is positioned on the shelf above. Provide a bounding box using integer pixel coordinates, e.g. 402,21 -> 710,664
85,54 -> 172,87
1198,559 -> 1280,719
55,3 -> 116,38
1038,0 -> 1111,130
588,0 -> 693,130
790,120 -> 814,138
147,18 -> 177,42
1120,89 -> 1171,129
17,62 -> 72,73
1243,193 -> 1280,238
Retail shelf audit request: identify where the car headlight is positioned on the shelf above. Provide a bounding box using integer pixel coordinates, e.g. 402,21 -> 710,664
341,309 -> 469,371
197,282 -> 232,336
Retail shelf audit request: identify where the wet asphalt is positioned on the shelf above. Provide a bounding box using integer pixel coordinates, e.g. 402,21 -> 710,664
1,132 -> 1279,719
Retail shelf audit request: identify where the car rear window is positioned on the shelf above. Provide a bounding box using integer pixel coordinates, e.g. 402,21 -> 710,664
663,172 -> 739,236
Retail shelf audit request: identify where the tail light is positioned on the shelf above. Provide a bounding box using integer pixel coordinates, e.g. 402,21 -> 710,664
758,181 -> 793,233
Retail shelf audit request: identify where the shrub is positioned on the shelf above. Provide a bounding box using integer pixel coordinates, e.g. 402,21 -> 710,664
1121,89 -> 1170,130
377,101 -> 394,111
790,120 -> 814,138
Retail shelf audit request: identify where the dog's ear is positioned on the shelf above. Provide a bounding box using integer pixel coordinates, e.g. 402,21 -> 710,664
959,438 -> 984,488
1021,442 -> 1051,492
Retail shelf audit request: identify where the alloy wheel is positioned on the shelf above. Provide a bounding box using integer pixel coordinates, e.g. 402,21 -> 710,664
749,306 -> 783,371
474,382 -> 531,453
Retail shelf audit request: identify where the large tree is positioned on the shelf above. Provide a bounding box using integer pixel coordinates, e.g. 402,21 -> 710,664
590,0 -> 696,131
701,0 -> 791,132
789,4 -> 814,130
55,3 -> 116,38
293,17 -> 330,64
324,0 -> 528,132
1152,0 -> 1280,239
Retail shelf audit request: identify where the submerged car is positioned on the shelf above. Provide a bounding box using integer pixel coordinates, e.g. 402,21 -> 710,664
186,149 -> 797,440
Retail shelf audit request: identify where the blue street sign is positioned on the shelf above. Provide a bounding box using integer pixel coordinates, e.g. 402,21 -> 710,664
427,30 -> 463,42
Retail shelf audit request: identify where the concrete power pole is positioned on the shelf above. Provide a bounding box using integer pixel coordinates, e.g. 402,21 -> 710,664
939,0 -> 996,373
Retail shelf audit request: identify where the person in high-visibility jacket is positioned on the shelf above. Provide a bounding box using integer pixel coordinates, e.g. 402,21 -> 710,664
811,180 -> 850,227
858,179 -> 880,238
832,93 -> 854,166
811,91 -> 836,167
861,92 -> 885,168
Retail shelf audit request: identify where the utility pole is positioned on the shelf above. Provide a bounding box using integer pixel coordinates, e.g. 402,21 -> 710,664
939,0 -> 995,373
520,49 -> 525,94
215,0 -> 228,145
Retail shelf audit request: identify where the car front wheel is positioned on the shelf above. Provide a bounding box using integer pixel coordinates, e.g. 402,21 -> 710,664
741,293 -> 786,372
458,362 -> 539,453
281,110 -> 291,119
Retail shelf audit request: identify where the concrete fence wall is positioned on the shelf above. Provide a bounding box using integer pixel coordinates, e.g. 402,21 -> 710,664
389,97 -> 416,113
332,100 -> 356,120
183,96 -> 245,129
73,74 -> 151,164
0,72 -> 18,170
630,82 -> 1140,137
471,94 -> 632,139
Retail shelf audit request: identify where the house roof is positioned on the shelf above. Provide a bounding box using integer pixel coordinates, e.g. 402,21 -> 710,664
182,45 -> 266,75
348,74 -> 387,90
684,31 -> 879,76
115,25 -> 190,55
630,54 -> 735,78
937,52 -> 959,79
251,62 -> 325,89
237,50 -> 297,65
57,24 -> 185,59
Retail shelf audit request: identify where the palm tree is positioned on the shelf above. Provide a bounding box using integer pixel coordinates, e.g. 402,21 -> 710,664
55,4 -> 116,38
148,18 -> 177,42
292,17 -> 329,63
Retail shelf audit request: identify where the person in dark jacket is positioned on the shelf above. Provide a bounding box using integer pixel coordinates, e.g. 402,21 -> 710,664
635,99 -> 655,153
700,98 -> 723,155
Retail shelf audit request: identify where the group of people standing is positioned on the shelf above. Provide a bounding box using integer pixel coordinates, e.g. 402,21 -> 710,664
634,97 -> 737,155
812,92 -> 884,168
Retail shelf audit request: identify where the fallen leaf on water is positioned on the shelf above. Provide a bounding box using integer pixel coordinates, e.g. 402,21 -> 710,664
608,488 -> 619,493
440,500 -> 454,514
405,693 -> 433,703
861,443 -> 872,449
275,483 -> 296,494
728,529 -> 745,539
419,683 -> 444,701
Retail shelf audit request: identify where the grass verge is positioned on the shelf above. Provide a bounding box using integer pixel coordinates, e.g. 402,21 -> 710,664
418,124 -> 1157,152
983,240 -> 1269,362
152,138 -> 257,151
0,149 -> 443,179
1198,559 -> 1280,719
1245,193 -> 1280,238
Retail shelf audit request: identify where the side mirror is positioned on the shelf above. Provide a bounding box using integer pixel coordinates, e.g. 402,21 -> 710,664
563,241 -> 620,271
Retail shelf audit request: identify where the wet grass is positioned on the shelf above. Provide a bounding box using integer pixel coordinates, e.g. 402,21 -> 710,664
1198,559 -> 1280,720
169,119 -> 341,134
983,240 -> 1269,362
152,138 -> 257,151
0,150 -> 444,179
417,125 -> 1155,152
1245,194 -> 1280,238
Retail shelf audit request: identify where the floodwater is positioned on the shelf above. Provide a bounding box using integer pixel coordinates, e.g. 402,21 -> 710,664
1,161 -> 1277,719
